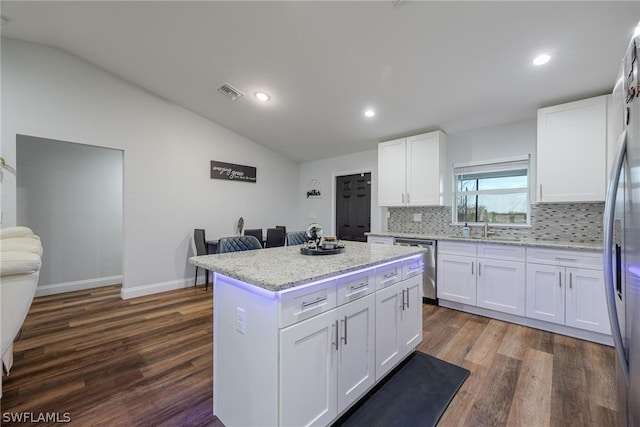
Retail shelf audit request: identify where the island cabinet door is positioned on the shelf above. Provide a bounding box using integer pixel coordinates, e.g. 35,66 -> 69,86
336,293 -> 375,413
399,274 -> 423,351
375,281 -> 403,380
279,309 -> 338,427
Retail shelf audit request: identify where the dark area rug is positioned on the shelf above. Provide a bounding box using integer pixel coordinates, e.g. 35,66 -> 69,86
333,351 -> 470,427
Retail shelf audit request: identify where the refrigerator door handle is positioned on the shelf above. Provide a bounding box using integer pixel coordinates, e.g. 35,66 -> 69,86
603,129 -> 630,386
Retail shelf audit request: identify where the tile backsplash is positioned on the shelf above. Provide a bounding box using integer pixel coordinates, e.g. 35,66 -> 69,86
387,202 -> 604,243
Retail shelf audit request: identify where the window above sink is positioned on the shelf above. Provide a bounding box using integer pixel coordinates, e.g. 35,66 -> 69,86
453,155 -> 531,226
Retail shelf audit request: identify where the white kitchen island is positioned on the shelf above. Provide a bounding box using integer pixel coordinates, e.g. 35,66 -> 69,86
189,241 -> 425,427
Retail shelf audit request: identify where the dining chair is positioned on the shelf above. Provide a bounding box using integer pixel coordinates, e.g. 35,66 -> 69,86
286,231 -> 308,246
244,228 -> 264,247
217,235 -> 263,253
265,227 -> 286,248
193,228 -> 213,290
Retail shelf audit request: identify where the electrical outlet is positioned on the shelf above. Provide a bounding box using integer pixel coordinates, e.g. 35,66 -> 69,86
236,307 -> 246,335
413,213 -> 422,222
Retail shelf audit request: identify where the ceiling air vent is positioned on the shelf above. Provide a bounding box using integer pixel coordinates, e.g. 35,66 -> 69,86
217,83 -> 245,101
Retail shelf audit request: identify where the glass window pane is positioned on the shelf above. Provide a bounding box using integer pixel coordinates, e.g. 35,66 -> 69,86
456,193 -> 528,224
457,178 -> 478,193
477,193 -> 528,224
478,175 -> 528,191
456,195 -> 477,223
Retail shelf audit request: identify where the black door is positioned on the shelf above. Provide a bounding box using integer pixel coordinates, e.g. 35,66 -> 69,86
336,173 -> 371,242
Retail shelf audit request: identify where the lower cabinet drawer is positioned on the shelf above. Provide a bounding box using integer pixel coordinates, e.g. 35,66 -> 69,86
336,268 -> 376,305
438,240 -> 477,256
367,236 -> 394,245
375,262 -> 402,290
526,247 -> 602,269
403,256 -> 424,279
477,243 -> 525,261
279,280 -> 337,328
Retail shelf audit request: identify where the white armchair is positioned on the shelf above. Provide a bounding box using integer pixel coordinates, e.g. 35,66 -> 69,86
1,226 -> 42,386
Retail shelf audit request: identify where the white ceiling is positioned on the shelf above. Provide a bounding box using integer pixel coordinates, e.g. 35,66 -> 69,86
1,1 -> 638,162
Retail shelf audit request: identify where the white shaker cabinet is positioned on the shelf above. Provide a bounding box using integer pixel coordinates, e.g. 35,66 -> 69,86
525,263 -> 565,324
537,95 -> 608,202
437,253 -> 477,305
374,274 -> 422,380
378,138 -> 406,207
437,241 -> 477,305
280,310 -> 338,427
437,241 -> 526,316
209,246 -> 424,427
435,241 -> 611,345
525,248 -> 611,335
476,245 -> 526,316
279,292 -> 377,427
565,267 -> 610,334
378,131 -> 447,207
336,293 -> 376,414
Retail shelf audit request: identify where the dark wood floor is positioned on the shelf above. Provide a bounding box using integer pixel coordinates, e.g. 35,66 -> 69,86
1,285 -> 616,426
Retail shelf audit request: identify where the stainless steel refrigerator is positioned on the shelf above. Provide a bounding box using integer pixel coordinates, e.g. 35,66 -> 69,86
604,22 -> 640,427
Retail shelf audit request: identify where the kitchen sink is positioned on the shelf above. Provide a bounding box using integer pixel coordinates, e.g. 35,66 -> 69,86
448,235 -> 521,242
485,236 -> 521,242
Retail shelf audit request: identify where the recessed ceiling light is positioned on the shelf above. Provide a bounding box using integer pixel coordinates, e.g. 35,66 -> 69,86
255,92 -> 270,102
533,54 -> 551,66
364,109 -> 375,118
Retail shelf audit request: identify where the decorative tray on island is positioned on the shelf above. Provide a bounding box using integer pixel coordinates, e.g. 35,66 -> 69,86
300,245 -> 345,256
300,225 -> 345,255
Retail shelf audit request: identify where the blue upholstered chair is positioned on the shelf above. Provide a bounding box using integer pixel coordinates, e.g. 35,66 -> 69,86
286,231 -> 308,246
217,235 -> 263,253
243,229 -> 264,247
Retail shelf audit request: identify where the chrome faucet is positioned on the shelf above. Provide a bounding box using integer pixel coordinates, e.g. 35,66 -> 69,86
484,217 -> 491,238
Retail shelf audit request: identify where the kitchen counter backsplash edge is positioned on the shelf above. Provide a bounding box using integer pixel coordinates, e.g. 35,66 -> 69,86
367,231 -> 603,251
384,203 -> 604,251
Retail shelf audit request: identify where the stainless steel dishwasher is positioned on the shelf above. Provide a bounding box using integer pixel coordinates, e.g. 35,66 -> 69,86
394,238 -> 437,304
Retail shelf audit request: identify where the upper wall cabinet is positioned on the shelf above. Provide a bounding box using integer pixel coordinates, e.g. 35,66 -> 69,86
537,95 -> 608,203
378,131 -> 447,207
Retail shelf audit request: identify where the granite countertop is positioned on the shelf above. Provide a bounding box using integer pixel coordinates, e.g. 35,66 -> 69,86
366,231 -> 603,251
189,240 -> 425,292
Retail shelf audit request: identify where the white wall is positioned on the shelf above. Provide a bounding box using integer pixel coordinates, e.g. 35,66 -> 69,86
16,135 -> 123,295
447,118 -> 537,205
298,149 -> 384,235
1,38 -> 300,298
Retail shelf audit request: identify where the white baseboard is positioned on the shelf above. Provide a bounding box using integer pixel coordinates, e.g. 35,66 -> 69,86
35,275 -> 123,297
120,277 -> 199,300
